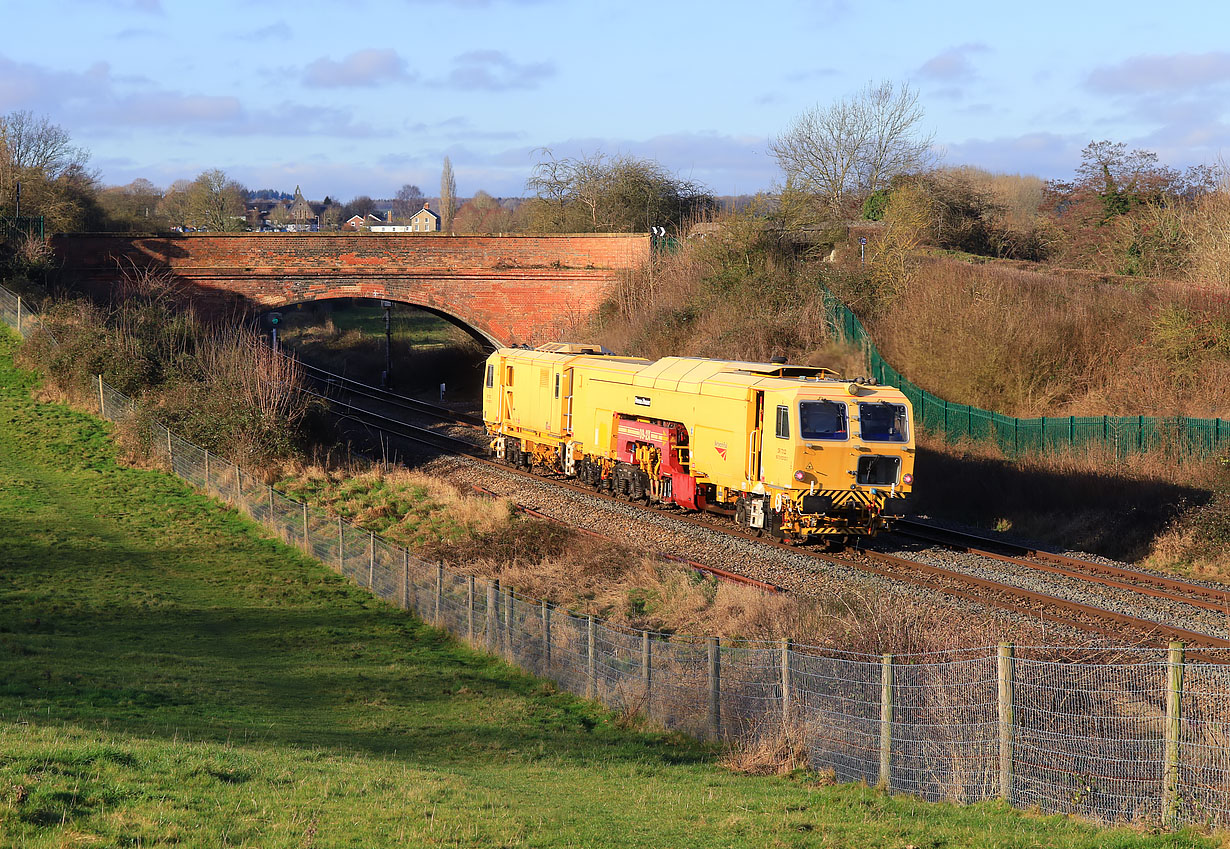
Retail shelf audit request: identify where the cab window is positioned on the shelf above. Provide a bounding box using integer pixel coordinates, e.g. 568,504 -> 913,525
485,364 -> 495,388
859,402 -> 909,442
775,405 -> 790,439
799,400 -> 848,440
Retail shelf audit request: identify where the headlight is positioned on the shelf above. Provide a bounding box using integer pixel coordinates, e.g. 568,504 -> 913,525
794,470 -> 805,481
903,473 -> 914,485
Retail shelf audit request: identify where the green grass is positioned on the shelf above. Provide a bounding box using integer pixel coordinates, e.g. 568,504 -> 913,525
0,329 -> 1218,847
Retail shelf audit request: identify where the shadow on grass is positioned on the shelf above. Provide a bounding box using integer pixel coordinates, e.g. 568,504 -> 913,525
0,525 -> 708,771
909,446 -> 1212,560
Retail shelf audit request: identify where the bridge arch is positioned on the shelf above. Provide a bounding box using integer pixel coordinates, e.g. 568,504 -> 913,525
270,290 -> 503,348
51,232 -> 651,348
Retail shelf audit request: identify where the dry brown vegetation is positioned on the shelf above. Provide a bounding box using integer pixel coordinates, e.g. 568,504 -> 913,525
271,458 -> 1046,653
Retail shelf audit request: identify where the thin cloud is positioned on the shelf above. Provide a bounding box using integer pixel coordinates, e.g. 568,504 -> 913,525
441,51 -> 554,91
303,49 -> 414,88
918,43 -> 988,82
1088,52 -> 1230,95
239,22 -> 293,42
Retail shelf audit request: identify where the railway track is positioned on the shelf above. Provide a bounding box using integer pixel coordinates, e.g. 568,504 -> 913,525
893,518 -> 1230,615
304,367 -> 1230,653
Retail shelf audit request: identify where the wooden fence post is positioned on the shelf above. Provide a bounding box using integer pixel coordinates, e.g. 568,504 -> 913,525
97,374 -> 104,418
541,601 -> 552,671
878,653 -> 893,791
998,642 -> 1015,802
1163,641 -> 1185,829
486,581 -> 498,651
781,637 -> 793,726
266,485 -> 274,530
16,296 -> 22,335
301,501 -> 309,553
466,576 -> 475,642
641,630 -> 652,706
167,428 -> 173,468
401,550 -> 410,612
204,450 -> 210,491
367,532 -> 375,589
336,516 -> 344,573
234,466 -> 242,508
708,637 -> 721,740
586,616 -> 597,701
433,564 -> 443,626
503,586 -> 514,661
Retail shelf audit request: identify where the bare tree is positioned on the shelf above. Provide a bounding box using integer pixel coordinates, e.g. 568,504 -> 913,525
393,183 -> 424,220
525,148 -> 713,233
185,169 -> 247,231
440,156 -> 456,232
1,110 -> 88,177
770,81 -> 934,217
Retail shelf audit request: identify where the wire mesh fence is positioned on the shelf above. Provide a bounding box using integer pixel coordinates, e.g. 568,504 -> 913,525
4,283 -> 1230,829
821,288 -> 1230,460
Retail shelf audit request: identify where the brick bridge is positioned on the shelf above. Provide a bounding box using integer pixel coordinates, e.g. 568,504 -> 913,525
51,233 -> 651,346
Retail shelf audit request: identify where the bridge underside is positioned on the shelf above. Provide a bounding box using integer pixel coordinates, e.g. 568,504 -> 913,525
50,233 -> 651,348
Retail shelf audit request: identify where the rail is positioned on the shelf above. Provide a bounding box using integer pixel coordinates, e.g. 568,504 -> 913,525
3,282 -> 1230,830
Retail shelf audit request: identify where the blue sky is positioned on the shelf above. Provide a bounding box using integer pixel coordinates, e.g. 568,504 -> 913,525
4,0 -> 1230,201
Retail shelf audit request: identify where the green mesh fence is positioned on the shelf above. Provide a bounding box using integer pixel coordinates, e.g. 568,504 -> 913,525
821,289 -> 1230,460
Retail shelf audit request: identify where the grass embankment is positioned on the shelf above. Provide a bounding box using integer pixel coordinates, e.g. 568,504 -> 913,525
0,333 -> 1212,847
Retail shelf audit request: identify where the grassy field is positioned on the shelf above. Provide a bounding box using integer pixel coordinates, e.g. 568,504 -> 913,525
0,330 -> 1218,847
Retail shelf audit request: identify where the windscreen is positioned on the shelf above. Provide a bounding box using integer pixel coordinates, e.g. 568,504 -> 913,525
799,400 -> 848,440
859,402 -> 909,442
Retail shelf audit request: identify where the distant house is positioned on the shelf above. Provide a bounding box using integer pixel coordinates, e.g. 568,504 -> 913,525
409,203 -> 441,232
343,214 -> 367,231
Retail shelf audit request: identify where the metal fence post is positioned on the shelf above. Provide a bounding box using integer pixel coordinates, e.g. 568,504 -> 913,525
486,581 -> 497,650
1163,641 -> 1185,829
707,637 -> 721,739
879,653 -> 893,791
541,601 -> 552,671
466,576 -> 475,642
367,532 -> 375,589
781,637 -> 792,726
586,616 -> 597,700
998,643 -> 1015,802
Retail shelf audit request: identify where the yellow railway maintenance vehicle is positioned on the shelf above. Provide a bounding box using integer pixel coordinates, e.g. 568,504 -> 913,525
482,344 -> 915,544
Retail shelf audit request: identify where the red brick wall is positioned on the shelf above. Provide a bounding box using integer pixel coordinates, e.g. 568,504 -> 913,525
51,233 -> 650,345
